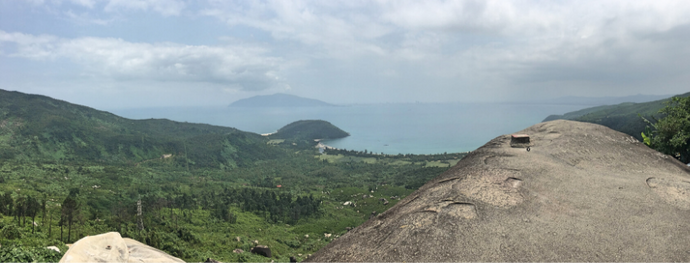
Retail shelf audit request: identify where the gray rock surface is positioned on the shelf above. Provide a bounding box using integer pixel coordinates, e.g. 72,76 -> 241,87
306,120 -> 690,262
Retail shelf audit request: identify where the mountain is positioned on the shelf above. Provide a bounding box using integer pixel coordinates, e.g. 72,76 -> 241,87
538,94 -> 672,106
543,92 -> 690,141
306,120 -> 690,262
270,120 -> 349,141
0,89 -> 280,168
229,93 -> 335,107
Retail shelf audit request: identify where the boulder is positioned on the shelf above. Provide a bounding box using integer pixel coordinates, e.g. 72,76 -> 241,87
59,232 -> 184,263
59,232 -> 128,263
250,245 -> 272,258
306,120 -> 690,262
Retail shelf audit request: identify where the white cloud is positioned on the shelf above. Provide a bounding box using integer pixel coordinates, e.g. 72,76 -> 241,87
4,0 -> 690,104
201,0 -> 394,58
0,31 -> 284,91
64,10 -> 114,25
69,0 -> 97,8
104,0 -> 186,16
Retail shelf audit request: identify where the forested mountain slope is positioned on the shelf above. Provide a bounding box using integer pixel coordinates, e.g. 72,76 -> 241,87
543,92 -> 690,141
0,89 -> 280,168
0,89 -> 467,262
271,120 -> 349,140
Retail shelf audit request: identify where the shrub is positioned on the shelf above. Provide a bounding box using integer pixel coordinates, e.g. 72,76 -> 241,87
1,224 -> 21,240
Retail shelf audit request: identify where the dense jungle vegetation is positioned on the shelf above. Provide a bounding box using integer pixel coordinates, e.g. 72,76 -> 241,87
0,89 -> 467,262
641,95 -> 690,164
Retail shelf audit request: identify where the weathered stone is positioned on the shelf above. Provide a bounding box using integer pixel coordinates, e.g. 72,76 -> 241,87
251,245 -> 272,258
59,232 -> 184,263
306,120 -> 690,262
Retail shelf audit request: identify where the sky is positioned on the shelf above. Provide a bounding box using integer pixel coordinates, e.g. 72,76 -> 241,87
1,0 -> 689,109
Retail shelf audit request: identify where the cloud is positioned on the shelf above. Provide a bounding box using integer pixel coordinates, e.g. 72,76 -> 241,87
4,0 -> 690,104
0,31 -> 284,91
104,0 -> 186,16
25,0 -> 187,16
375,0 -> 690,96
69,0 -> 97,9
201,0 -> 394,58
64,10 -> 115,25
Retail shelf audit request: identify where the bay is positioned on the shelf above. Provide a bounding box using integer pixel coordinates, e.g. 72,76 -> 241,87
110,103 -> 587,155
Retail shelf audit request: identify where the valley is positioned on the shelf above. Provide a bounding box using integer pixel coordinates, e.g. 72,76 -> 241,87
0,89 -> 466,262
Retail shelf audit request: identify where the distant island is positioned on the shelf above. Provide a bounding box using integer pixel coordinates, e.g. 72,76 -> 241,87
229,93 -> 335,107
270,120 -> 349,140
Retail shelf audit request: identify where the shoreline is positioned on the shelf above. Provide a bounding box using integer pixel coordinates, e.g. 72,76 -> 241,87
316,141 -> 471,156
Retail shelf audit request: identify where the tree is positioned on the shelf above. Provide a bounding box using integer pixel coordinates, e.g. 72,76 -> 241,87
26,196 -> 40,233
61,193 -> 79,242
0,192 -> 8,215
14,195 -> 26,226
642,96 -> 690,164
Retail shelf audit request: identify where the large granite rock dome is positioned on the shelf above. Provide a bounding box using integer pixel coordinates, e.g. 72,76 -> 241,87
307,120 -> 690,262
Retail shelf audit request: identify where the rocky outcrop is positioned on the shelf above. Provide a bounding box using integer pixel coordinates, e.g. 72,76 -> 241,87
59,232 -> 184,263
250,245 -> 272,258
306,120 -> 690,262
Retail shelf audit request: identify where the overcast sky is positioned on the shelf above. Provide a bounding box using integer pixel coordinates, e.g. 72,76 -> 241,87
1,0 -> 689,109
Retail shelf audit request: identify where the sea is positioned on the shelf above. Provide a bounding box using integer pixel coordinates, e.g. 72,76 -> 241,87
110,103 -> 588,155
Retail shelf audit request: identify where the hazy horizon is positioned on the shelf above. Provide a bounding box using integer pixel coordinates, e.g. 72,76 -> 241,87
2,1 -> 690,109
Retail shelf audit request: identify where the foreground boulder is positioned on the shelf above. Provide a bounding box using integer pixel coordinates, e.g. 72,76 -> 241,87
59,232 -> 184,263
306,120 -> 690,262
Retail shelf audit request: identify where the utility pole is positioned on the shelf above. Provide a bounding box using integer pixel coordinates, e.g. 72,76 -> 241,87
183,141 -> 189,172
137,196 -> 144,231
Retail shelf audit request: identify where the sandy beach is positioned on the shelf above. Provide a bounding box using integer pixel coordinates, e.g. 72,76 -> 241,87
315,142 -> 337,150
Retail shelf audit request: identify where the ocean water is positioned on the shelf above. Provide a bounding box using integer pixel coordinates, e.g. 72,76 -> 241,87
110,103 -> 587,155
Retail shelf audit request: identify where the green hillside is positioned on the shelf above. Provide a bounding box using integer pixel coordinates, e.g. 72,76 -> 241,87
0,89 -> 279,168
271,120 -> 349,141
543,92 -> 690,141
0,89 -> 466,262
